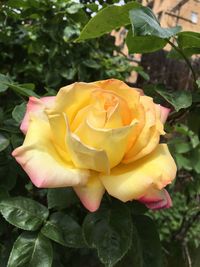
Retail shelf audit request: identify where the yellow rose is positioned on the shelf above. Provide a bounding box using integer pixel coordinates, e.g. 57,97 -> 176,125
12,79 -> 177,212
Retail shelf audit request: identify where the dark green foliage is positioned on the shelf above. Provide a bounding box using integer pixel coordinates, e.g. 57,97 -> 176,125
83,201 -> 133,267
41,212 -> 85,248
7,232 -> 53,267
1,1 -> 200,266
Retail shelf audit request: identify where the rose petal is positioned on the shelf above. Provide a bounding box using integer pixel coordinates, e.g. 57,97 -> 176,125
53,82 -> 100,124
139,188 -> 172,210
75,117 -> 138,169
13,116 -> 89,188
46,111 -> 110,174
20,96 -> 55,134
93,79 -> 140,110
159,105 -> 170,124
74,174 -> 105,212
100,144 -> 177,202
123,96 -> 164,163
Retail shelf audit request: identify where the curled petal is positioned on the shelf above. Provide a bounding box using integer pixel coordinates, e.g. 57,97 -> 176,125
100,144 -> 177,202
13,116 -> 89,188
20,96 -> 55,134
74,174 -> 105,212
123,96 -> 165,163
75,117 -> 138,169
53,82 -> 100,124
139,188 -> 172,210
46,112 -> 110,174
93,79 -> 140,112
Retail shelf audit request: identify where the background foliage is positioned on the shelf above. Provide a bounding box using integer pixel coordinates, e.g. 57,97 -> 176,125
0,0 -> 200,266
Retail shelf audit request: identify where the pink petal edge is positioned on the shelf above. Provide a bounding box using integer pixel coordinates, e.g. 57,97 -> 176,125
20,96 -> 56,134
160,105 -> 171,124
75,192 -> 101,212
139,189 -> 172,210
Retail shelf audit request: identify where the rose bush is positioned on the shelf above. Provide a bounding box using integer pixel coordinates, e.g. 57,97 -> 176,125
12,79 -> 177,212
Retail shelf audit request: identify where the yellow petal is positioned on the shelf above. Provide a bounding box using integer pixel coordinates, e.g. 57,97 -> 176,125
92,79 -> 140,111
75,117 -> 138,169
46,112 -> 110,173
123,96 -> 164,163
53,82 -> 100,124
12,116 -> 89,188
74,173 -> 105,212
100,144 -> 177,202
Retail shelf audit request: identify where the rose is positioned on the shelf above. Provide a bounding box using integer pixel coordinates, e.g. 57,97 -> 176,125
12,79 -> 177,212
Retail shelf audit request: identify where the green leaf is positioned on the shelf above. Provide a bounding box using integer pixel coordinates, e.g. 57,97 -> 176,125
12,102 -> 26,124
60,68 -> 77,80
7,0 -> 30,8
126,31 -> 167,53
63,26 -> 80,42
115,224 -> 143,267
41,212 -> 85,248
174,142 -> 192,154
47,188 -> 78,209
83,201 -> 132,267
20,83 -> 36,90
190,147 -> 200,174
66,2 -> 84,14
155,85 -> 192,111
0,74 -> 38,97
0,74 -> 10,93
0,197 -> 49,231
83,59 -> 101,69
8,84 -> 39,98
168,47 -> 200,59
86,3 -> 99,12
7,232 -> 53,267
133,215 -> 163,267
177,31 -> 200,49
175,153 -> 192,171
129,6 -> 181,39
77,2 -> 141,41
0,134 -> 10,152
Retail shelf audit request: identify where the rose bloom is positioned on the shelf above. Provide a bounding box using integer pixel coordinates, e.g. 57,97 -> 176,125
12,79 -> 177,212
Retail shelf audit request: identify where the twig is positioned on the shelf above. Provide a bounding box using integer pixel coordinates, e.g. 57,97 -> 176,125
183,242 -> 192,267
173,211 -> 200,241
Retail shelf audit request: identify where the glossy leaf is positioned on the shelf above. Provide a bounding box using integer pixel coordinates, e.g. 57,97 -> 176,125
126,31 -> 167,53
177,31 -> 200,49
83,201 -> 132,267
77,2 -> 141,41
129,6 -> 181,39
0,134 -> 10,152
47,188 -> 78,209
12,102 -> 26,124
133,215 -> 163,267
8,84 -> 39,98
155,85 -> 192,111
115,224 -> 143,267
7,232 -> 53,267
41,212 -> 85,248
0,197 -> 49,230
